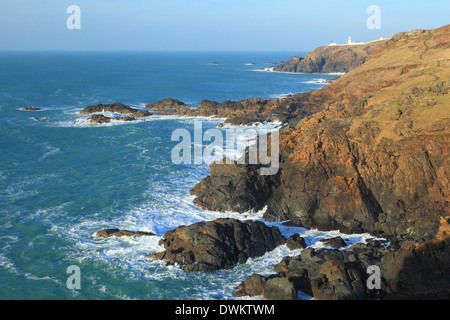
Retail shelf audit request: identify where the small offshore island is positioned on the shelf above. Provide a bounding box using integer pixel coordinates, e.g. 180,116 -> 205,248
80,25 -> 450,300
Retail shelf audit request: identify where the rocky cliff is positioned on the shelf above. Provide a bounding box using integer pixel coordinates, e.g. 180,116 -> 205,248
273,39 -> 387,73
220,25 -> 449,300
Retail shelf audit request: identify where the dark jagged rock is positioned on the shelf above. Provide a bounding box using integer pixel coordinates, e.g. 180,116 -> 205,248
273,236 -> 450,300
223,114 -> 267,126
80,102 -> 139,114
89,110 -> 152,123
286,234 -> 307,250
236,233 -> 450,300
319,236 -> 347,249
116,110 -> 152,121
273,40 -> 386,74
190,158 -> 280,213
147,218 -> 286,272
96,228 -> 155,238
89,114 -> 111,124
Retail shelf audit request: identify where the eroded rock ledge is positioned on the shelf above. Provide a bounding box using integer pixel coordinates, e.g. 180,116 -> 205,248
148,218 -> 286,272
235,234 -> 450,300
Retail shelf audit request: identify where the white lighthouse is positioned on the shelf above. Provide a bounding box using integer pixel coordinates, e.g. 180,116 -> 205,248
348,36 -> 352,45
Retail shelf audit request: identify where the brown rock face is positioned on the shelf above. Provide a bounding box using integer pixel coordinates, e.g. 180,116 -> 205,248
273,40 -> 386,74
96,229 -> 155,238
147,218 -> 286,272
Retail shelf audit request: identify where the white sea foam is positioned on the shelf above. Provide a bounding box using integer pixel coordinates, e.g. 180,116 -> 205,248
303,78 -> 329,85
38,143 -> 61,161
252,68 -> 345,77
56,113 -> 227,128
42,111 -> 383,299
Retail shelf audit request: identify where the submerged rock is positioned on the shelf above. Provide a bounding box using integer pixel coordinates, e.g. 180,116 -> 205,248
96,228 -> 155,238
148,218 -> 286,272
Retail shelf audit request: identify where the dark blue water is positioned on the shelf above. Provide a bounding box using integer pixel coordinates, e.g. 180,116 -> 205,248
0,52 -> 354,300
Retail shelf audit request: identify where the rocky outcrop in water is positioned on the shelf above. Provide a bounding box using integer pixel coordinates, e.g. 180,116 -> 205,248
286,234 -> 307,250
89,114 -> 111,124
145,98 -> 189,110
165,94 -> 323,126
147,218 -> 286,272
23,107 -> 41,111
319,237 -> 347,249
80,102 -> 139,114
96,228 -> 155,238
87,109 -> 152,123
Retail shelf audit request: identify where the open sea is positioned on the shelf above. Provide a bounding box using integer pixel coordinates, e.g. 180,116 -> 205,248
0,51 -> 375,300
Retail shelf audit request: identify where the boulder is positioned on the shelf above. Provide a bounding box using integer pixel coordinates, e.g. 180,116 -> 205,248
233,274 -> 267,297
286,234 -> 307,250
263,278 -> 297,300
319,236 -> 347,249
148,218 -> 286,272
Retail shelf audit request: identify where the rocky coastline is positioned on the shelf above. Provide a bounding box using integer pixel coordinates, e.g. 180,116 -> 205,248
91,25 -> 449,300
273,39 -> 387,74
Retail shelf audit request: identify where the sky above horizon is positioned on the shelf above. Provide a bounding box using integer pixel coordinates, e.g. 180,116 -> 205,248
0,0 -> 448,51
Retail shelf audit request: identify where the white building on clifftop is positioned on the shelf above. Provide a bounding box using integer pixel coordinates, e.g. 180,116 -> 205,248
328,36 -> 388,46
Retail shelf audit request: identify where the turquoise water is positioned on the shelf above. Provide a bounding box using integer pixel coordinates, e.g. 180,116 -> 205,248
0,52 -> 345,300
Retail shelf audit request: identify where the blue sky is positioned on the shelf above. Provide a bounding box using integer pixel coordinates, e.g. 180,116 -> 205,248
0,0 -> 448,51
